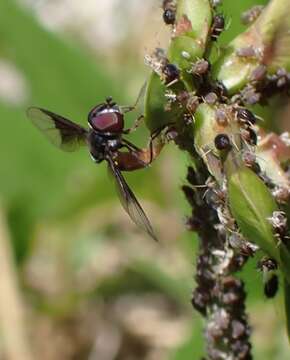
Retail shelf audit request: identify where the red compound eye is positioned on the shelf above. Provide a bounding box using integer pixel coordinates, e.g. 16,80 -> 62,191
89,108 -> 124,133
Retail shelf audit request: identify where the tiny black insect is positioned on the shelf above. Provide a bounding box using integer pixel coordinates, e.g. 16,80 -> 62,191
264,274 -> 279,298
236,108 -> 256,125
27,97 -> 158,241
214,133 -> 232,150
162,0 -> 176,25
163,63 -> 180,84
163,9 -> 176,24
211,14 -> 225,41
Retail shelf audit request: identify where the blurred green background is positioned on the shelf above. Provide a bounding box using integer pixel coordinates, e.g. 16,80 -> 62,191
0,0 -> 288,359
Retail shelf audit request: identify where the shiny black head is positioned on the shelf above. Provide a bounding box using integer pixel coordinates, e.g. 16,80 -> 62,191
88,98 -> 124,133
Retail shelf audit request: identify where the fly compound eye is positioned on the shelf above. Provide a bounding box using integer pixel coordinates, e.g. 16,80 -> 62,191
214,134 -> 232,150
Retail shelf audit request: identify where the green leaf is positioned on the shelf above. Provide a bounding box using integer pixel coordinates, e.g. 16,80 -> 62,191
167,0 -> 212,73
227,164 -> 280,261
283,279 -> 290,343
212,0 -> 290,93
194,103 -> 241,183
175,0 -> 212,45
144,72 -> 183,134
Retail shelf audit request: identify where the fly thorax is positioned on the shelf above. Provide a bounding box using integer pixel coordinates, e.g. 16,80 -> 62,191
107,138 -> 121,151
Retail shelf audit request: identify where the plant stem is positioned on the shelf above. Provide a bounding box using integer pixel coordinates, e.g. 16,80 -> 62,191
183,161 -> 252,360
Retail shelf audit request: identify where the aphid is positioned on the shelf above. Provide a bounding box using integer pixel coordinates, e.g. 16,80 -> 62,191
203,179 -> 226,208
163,9 -> 176,25
163,63 -> 180,84
204,92 -> 218,105
228,233 -> 258,256
214,133 -> 232,150
27,97 -> 159,241
250,65 -> 267,82
276,68 -> 289,88
236,108 -> 256,125
191,59 -> 210,76
215,108 -> 228,126
211,14 -> 225,41
272,186 -> 290,204
144,48 -> 167,75
184,113 -> 193,125
258,258 -> 279,298
268,211 -> 288,238
258,257 -> 278,272
241,85 -> 261,105
162,0 -> 176,25
241,5 -> 264,25
236,46 -> 258,58
240,127 -> 257,146
214,81 -> 228,99
264,274 -> 279,298
242,150 -> 256,167
186,94 -> 199,113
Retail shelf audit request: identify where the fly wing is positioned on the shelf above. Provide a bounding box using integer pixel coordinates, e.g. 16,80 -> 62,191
107,156 -> 158,241
27,107 -> 88,152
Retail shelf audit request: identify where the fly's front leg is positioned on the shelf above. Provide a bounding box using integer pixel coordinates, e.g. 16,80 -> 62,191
121,138 -> 142,152
122,115 -> 144,134
148,127 -> 166,164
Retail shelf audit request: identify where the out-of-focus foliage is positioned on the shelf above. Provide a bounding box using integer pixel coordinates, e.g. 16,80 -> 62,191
0,0 -> 288,359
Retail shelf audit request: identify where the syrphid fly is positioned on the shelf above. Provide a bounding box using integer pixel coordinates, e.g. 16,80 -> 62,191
27,96 -> 161,241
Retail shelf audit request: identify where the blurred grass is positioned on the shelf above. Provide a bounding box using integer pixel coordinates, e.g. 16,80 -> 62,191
0,0 -> 288,359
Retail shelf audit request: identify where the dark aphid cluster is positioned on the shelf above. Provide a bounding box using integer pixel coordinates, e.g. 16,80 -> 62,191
211,14 -> 225,41
162,0 -> 176,25
205,277 -> 252,359
214,133 -> 232,151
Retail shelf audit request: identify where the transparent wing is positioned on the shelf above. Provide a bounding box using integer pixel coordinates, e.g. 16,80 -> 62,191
27,107 -> 88,152
107,156 -> 157,241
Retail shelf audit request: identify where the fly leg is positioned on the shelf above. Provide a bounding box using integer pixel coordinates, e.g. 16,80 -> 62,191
122,115 -> 144,134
